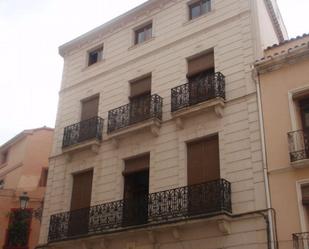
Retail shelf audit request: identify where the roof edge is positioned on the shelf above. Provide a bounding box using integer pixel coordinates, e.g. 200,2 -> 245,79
58,0 -> 157,57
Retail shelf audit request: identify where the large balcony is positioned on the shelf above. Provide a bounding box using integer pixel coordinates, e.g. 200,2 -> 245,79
288,130 -> 309,166
107,94 -> 163,134
48,179 -> 231,243
62,116 -> 104,148
171,72 -> 225,113
293,232 -> 309,249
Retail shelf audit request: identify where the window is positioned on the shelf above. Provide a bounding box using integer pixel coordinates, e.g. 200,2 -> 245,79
189,0 -> 211,20
81,95 -> 99,121
187,50 -> 215,78
0,179 -> 4,189
135,23 -> 152,45
88,46 -> 103,66
1,150 -> 8,165
39,168 -> 48,187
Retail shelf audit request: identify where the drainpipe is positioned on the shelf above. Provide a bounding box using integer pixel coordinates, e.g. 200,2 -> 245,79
253,68 -> 277,249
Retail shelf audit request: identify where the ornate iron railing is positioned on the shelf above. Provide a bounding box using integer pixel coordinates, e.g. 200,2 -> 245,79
107,94 -> 163,133
288,130 -> 309,162
293,232 -> 309,249
171,72 -> 225,112
48,179 -> 231,242
62,116 -> 104,148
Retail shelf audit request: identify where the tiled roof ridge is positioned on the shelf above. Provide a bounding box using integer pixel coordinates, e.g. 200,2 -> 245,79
255,33 -> 309,63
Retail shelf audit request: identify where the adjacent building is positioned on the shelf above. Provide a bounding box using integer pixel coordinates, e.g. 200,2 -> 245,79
0,127 -> 54,249
38,1 -> 288,249
255,34 -> 309,249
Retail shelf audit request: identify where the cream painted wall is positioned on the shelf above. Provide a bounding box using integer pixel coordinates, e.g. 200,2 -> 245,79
258,41 -> 309,248
39,0 -> 285,247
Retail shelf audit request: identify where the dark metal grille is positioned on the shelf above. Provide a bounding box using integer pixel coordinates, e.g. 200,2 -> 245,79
48,179 -> 231,242
171,72 -> 225,112
62,116 -> 104,148
288,130 -> 309,162
107,94 -> 163,133
293,233 -> 309,249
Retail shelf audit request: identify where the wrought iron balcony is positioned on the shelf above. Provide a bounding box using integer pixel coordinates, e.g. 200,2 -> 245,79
48,179 -> 231,242
171,72 -> 225,112
293,232 -> 309,249
107,94 -> 163,133
62,116 -> 104,148
288,130 -> 309,162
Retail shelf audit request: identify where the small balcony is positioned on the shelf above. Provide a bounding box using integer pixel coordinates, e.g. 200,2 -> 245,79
48,179 -> 231,243
288,130 -> 309,167
293,232 -> 309,249
107,94 -> 163,139
171,72 -> 225,115
62,116 -> 104,151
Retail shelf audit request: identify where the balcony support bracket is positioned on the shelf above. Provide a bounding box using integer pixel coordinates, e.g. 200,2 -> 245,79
214,103 -> 224,118
91,144 -> 100,154
217,219 -> 231,235
172,227 -> 181,240
65,153 -> 73,163
111,138 -> 119,149
147,231 -> 157,243
175,117 -> 184,129
150,123 -> 160,137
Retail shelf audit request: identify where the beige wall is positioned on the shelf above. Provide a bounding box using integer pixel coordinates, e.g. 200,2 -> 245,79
0,129 -> 53,249
258,38 -> 309,248
39,0 -> 285,248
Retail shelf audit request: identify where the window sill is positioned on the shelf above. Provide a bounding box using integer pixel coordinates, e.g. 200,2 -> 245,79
183,10 -> 213,26
128,37 -> 156,51
81,59 -> 106,72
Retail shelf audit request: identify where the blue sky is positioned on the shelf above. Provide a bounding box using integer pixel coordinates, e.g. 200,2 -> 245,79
0,0 -> 308,145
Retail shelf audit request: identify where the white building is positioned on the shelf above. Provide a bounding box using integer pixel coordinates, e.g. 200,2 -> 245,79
38,1 -> 287,249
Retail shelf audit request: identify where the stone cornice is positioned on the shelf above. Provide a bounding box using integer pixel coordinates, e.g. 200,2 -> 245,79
264,0 -> 285,42
58,0 -> 178,57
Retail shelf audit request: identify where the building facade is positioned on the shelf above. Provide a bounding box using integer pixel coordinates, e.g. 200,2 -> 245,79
38,1 -> 287,249
255,34 -> 309,249
0,127 -> 54,249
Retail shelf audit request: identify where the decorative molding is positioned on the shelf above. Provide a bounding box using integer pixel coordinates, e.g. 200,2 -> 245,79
175,117 -> 184,129
172,227 -> 181,240
217,219 -> 231,235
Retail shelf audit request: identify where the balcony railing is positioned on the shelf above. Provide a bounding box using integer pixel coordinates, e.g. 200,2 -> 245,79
293,232 -> 309,249
62,116 -> 104,148
171,72 -> 225,112
107,94 -> 163,133
48,179 -> 231,242
288,130 -> 309,162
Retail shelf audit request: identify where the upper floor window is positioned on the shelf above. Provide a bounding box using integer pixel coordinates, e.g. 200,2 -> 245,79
1,150 -> 8,165
39,168 -> 48,187
81,94 -> 99,121
88,46 -> 103,66
189,0 -> 211,20
0,179 -> 4,189
135,23 -> 152,45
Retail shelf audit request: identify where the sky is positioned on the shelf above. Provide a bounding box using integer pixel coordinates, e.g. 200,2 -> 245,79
0,0 -> 308,145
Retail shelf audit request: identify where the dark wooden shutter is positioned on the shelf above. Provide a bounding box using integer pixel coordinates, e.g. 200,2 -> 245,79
187,135 -> 220,185
302,185 -> 309,205
130,76 -> 151,98
81,96 -> 99,121
70,170 -> 93,211
187,51 -> 214,77
39,168 -> 48,187
123,154 -> 150,175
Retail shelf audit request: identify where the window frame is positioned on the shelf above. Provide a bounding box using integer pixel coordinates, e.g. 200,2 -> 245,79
134,22 -> 153,45
87,45 -> 104,66
0,179 -> 4,189
1,150 -> 8,165
188,0 -> 211,20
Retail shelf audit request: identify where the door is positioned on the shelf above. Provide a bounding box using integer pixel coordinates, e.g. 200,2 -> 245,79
68,170 -> 93,236
188,68 -> 215,106
123,155 -> 149,226
187,135 -> 220,215
79,96 -> 99,142
300,99 -> 309,158
129,76 -> 151,124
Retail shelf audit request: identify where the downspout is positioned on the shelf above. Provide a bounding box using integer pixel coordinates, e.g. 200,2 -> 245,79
254,68 -> 277,249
